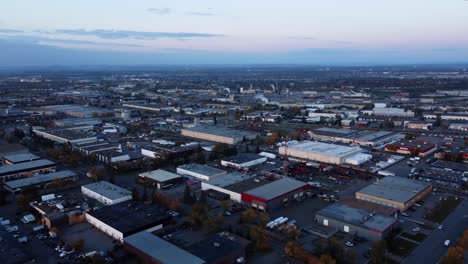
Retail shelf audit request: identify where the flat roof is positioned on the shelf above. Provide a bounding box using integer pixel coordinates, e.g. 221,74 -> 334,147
0,159 -> 55,176
203,172 -> 252,188
177,164 -> 226,177
4,170 -> 77,190
317,203 -> 397,232
287,141 -> 362,158
431,160 -> 468,173
186,233 -> 246,263
357,177 -> 431,204
124,232 -> 205,264
139,169 -> 182,182
87,201 -> 170,235
183,126 -> 257,138
82,181 -> 131,200
244,178 -> 307,201
221,154 -> 266,164
2,153 -> 40,163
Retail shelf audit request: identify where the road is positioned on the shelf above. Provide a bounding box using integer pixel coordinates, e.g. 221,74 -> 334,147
403,198 -> 468,264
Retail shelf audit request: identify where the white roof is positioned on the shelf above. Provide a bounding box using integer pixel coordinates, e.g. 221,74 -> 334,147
287,141 -> 362,158
139,169 -> 182,182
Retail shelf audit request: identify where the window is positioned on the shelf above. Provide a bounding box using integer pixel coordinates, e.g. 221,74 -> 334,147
323,219 -> 328,226
344,225 -> 350,232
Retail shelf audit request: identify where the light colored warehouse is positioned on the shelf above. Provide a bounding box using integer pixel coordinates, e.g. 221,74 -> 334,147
177,163 -> 227,181
278,141 -> 371,165
181,126 -> 258,145
81,181 -> 132,205
356,177 -> 432,211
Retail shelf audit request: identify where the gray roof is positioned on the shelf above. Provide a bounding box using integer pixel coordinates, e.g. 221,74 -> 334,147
124,232 -> 205,264
183,126 -> 257,138
317,203 -> 397,232
244,178 -> 307,201
287,141 -> 362,158
221,154 -> 266,164
357,177 -> 431,204
139,169 -> 182,182
204,172 -> 252,188
4,170 -> 77,190
2,153 -> 40,163
82,181 -> 131,200
0,159 -> 55,176
177,164 -> 226,177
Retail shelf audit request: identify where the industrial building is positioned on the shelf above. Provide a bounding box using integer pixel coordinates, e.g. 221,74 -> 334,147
139,169 -> 184,189
384,139 -> 436,157
124,232 -> 205,264
308,127 -> 403,147
4,170 -> 78,193
176,163 -> 227,181
81,181 -> 132,205
356,177 -> 432,211
315,203 -> 398,241
279,141 -> 372,165
242,178 -> 309,211
125,231 -> 249,264
0,159 -> 56,182
181,126 -> 258,145
201,172 -> 253,203
33,128 -> 98,145
85,201 -> 171,242
220,154 -> 267,169
2,153 -> 40,165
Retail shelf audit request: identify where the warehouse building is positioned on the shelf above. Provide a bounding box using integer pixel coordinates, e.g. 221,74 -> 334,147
33,128 -> 98,145
139,169 -> 184,189
4,170 -> 78,193
220,154 -> 267,169
86,201 -> 171,242
124,231 -> 205,264
181,126 -> 258,145
177,163 -> 227,181
201,172 -> 253,203
308,127 -> 403,147
356,177 -> 432,211
384,139 -> 436,157
81,181 -> 132,205
0,159 -> 56,182
242,178 -> 309,211
315,203 -> 398,241
279,141 -> 371,165
2,153 -> 40,165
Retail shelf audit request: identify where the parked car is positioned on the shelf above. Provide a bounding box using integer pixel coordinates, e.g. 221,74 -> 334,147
412,227 -> 420,232
444,240 -> 450,246
345,241 -> 354,247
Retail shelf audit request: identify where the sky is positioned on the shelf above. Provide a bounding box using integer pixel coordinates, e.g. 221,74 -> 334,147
0,0 -> 467,66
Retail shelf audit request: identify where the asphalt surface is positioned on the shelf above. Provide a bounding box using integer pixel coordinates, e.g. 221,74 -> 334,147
403,198 -> 468,264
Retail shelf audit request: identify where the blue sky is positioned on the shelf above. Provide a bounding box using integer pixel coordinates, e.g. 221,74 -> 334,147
0,0 -> 467,66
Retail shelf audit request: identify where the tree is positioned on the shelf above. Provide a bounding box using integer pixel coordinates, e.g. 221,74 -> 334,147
221,200 -> 232,212
131,187 -> 140,201
184,185 -> 195,204
241,208 -> 258,224
199,191 -> 207,205
72,239 -> 85,252
255,143 -> 260,154
440,246 -> 464,264
369,240 -> 387,264
285,240 -> 305,259
191,203 -> 208,228
0,186 -> 6,205
142,183 -> 148,202
320,254 -> 336,264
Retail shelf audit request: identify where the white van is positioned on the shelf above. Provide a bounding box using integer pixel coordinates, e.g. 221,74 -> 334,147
444,240 -> 450,246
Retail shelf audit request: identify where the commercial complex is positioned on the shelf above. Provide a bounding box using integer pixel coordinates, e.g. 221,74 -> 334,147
279,141 -> 372,165
181,126 -> 258,145
33,128 -> 98,145
385,139 -> 436,157
85,201 -> 171,242
2,153 -> 40,165
308,127 -> 403,147
0,159 -> 56,182
315,203 -> 398,241
242,177 -> 309,211
176,163 -> 227,181
139,169 -> 184,189
4,170 -> 78,193
220,154 -> 267,169
81,181 -> 132,205
356,177 -> 432,211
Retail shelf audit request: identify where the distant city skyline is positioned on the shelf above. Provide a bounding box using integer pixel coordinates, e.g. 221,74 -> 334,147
1,0 -> 468,66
